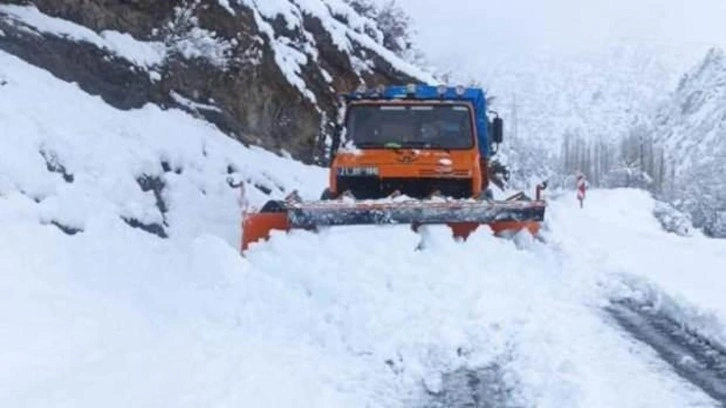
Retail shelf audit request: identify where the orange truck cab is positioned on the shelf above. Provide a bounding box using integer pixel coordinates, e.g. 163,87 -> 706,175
324,84 -> 503,201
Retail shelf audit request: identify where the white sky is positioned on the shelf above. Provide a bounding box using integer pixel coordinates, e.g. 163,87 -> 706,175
394,0 -> 726,70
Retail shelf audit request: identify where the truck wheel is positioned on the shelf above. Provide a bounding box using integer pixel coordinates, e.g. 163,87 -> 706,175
320,188 -> 336,200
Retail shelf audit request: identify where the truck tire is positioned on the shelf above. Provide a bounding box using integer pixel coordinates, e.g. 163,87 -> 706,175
320,188 -> 336,200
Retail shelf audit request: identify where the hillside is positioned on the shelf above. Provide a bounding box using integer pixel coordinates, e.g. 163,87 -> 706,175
0,49 -> 326,247
0,0 -> 432,163
646,48 -> 726,237
418,43 -> 696,187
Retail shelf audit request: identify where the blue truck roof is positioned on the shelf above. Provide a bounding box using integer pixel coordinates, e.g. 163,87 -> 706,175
344,84 -> 491,157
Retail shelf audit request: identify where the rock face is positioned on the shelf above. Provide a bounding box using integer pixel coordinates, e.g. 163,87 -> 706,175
0,0 -> 430,164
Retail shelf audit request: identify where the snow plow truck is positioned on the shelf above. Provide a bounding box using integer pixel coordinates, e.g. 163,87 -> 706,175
241,84 -> 547,252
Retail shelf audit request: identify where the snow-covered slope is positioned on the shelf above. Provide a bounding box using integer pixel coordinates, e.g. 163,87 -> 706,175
0,49 -> 326,248
647,48 -> 726,237
3,49 -> 726,407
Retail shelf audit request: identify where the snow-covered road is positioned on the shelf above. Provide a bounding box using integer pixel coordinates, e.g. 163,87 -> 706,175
3,189 -> 725,407
2,48 -> 726,407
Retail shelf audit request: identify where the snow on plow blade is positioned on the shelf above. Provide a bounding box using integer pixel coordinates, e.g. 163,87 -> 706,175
287,200 -> 545,228
241,199 -> 546,252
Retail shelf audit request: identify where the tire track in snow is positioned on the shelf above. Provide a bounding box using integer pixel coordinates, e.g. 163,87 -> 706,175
607,298 -> 726,405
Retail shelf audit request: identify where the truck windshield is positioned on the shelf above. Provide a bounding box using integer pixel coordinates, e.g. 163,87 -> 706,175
345,104 -> 474,149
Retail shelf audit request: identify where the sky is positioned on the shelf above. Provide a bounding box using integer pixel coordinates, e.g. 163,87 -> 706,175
393,0 -> 726,75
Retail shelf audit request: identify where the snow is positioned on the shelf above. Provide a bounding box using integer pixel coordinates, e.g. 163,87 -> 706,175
97,30 -> 166,68
0,1 -> 435,113
0,4 -> 166,69
170,91 -> 223,114
549,188 -> 726,347
0,4 -> 235,71
0,50 -> 325,247
165,6 -> 235,69
168,25 -> 233,68
3,49 -> 726,407
243,3 -> 318,104
217,0 -> 235,15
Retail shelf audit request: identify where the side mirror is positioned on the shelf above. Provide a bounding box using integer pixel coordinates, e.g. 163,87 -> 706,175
492,117 -> 503,144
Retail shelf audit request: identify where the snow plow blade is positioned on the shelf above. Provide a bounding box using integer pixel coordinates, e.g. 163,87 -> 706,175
241,199 -> 545,252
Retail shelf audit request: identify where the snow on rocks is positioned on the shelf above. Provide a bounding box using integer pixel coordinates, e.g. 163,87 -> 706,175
237,0 -> 436,102
0,4 -> 166,69
0,4 -> 235,72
